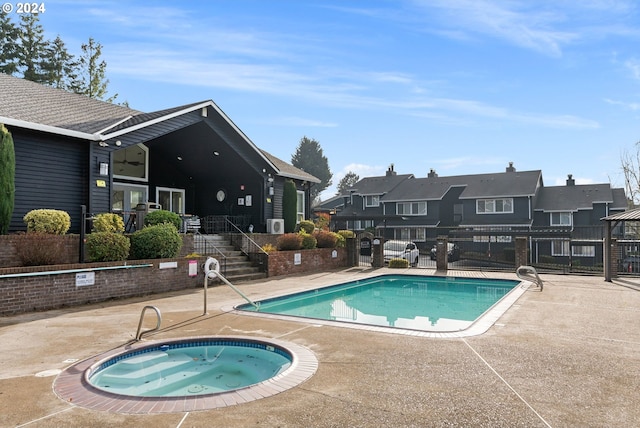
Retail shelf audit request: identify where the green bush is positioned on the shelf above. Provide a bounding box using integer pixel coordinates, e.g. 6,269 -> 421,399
314,230 -> 338,248
86,232 -> 130,262
130,223 -> 183,259
297,220 -> 315,234
0,124 -> 15,235
276,233 -> 303,251
14,232 -> 66,266
283,180 -> 297,233
389,258 -> 409,268
92,213 -> 125,233
23,209 -> 70,235
334,232 -> 346,248
337,229 -> 355,239
143,209 -> 181,230
300,232 -> 317,249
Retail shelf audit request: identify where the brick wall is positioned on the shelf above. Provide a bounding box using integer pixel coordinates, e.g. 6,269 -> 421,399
0,257 -> 205,316
267,248 -> 347,277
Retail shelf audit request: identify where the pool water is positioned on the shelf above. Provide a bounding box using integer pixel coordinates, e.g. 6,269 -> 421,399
88,339 -> 292,397
239,275 -> 519,332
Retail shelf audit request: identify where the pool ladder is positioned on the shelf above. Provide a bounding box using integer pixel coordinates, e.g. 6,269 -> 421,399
516,265 -> 543,291
135,305 -> 162,341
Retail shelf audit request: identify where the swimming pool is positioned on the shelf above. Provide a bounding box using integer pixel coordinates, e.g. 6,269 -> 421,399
237,274 -> 524,336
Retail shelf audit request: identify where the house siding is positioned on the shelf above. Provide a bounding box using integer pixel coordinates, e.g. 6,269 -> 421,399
10,128 -> 88,233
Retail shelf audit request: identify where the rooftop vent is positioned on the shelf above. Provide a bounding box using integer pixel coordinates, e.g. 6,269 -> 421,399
506,162 -> 516,172
386,164 -> 396,176
566,174 -> 575,186
427,169 -> 438,178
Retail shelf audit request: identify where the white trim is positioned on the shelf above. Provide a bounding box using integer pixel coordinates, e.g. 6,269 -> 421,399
156,186 -> 186,214
1,116 -> 99,140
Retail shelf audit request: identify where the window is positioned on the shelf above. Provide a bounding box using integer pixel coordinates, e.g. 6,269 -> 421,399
550,212 -> 572,226
157,187 -> 185,214
551,240 -> 570,256
572,245 -> 595,257
477,198 -> 513,214
296,191 -> 305,223
350,220 -> 374,230
365,195 -> 380,207
396,201 -> 427,216
394,227 -> 425,241
113,144 -> 148,181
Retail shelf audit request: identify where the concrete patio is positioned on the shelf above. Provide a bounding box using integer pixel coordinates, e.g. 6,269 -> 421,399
1,268 -> 639,427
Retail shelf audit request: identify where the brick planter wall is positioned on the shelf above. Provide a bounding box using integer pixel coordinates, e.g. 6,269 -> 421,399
267,248 -> 347,277
0,257 -> 206,316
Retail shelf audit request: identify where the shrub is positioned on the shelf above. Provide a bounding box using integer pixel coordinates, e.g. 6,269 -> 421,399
86,232 -> 130,262
143,209 -> 181,230
23,209 -> 70,235
276,233 -> 303,251
337,229 -> 355,239
389,258 -> 409,268
314,230 -> 338,248
261,243 -> 277,254
92,213 -> 125,233
14,232 -> 66,266
334,232 -> 346,248
297,220 -> 315,234
130,223 -> 183,259
283,180 -> 297,233
314,212 -> 330,231
300,232 -> 317,249
0,124 -> 15,235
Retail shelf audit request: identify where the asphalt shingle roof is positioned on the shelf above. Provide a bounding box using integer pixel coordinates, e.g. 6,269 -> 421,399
0,73 -> 140,134
536,184 -> 627,211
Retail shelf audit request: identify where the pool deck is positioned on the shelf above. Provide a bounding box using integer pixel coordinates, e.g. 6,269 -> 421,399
1,267 -> 639,427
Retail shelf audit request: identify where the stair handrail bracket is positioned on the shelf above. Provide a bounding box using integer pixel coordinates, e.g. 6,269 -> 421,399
516,265 -> 544,291
135,305 -> 162,341
203,257 -> 259,315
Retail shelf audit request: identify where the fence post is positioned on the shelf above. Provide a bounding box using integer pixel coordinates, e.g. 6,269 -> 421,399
515,236 -> 528,267
436,236 -> 448,273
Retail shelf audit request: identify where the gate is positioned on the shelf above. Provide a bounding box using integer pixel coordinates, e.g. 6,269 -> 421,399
358,232 -> 373,267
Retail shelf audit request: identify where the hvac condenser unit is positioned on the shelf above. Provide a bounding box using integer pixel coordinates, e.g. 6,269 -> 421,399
267,219 -> 285,234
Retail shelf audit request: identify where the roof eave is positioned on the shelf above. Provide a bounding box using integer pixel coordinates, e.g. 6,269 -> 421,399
1,116 -> 99,141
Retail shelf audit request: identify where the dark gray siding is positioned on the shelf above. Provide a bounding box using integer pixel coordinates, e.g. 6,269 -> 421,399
11,128 -> 88,233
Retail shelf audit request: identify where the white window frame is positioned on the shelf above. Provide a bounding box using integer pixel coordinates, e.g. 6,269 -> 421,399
396,201 -> 427,216
365,195 -> 380,207
394,227 -> 426,242
156,187 -> 185,214
550,212 -> 572,226
477,198 -> 513,214
296,190 -> 305,223
572,245 -> 595,257
551,240 -> 570,256
113,144 -> 149,182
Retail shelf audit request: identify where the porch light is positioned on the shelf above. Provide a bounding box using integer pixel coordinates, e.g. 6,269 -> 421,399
99,162 -> 109,176
213,151 -> 220,156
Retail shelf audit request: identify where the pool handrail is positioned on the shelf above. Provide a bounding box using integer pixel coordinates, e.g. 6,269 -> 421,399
135,305 -> 162,341
203,257 -> 258,314
516,265 -> 543,291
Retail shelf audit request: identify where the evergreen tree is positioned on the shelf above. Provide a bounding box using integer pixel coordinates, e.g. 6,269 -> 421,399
337,171 -> 359,195
0,124 -> 15,235
291,136 -> 332,203
42,35 -> 77,89
17,13 -> 48,83
70,37 -> 116,101
283,179 -> 298,233
0,12 -> 19,75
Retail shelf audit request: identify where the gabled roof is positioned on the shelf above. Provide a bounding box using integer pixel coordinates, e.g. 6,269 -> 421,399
535,184 -> 627,212
0,73 -> 139,138
260,150 -> 321,183
0,74 -> 319,183
349,173 -> 414,195
384,169 -> 542,201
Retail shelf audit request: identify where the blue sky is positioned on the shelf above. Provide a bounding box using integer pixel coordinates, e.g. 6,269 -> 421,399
31,0 -> 640,200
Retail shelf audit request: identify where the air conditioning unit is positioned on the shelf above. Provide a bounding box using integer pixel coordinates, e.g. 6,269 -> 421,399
267,219 -> 285,234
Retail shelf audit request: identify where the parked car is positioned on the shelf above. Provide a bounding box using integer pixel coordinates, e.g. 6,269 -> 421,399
383,240 -> 420,266
429,242 -> 460,262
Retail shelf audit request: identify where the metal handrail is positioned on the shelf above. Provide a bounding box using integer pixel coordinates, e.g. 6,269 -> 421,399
224,217 -> 269,256
135,305 -> 162,340
516,265 -> 544,291
203,257 -> 258,314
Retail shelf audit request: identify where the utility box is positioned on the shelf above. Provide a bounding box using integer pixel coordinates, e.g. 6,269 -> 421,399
135,202 -> 161,230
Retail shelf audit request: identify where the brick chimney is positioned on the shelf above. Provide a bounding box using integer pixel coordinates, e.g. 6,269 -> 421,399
566,174 -> 575,186
506,162 -> 516,172
386,164 -> 396,176
427,168 -> 438,178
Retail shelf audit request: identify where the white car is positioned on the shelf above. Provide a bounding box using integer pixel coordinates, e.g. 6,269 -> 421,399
383,240 -> 420,266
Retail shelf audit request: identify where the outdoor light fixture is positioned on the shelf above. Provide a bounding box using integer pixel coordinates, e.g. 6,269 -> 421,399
99,162 -> 109,176
115,140 -> 122,147
213,151 -> 220,156
177,156 -> 183,161
98,141 -> 109,147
